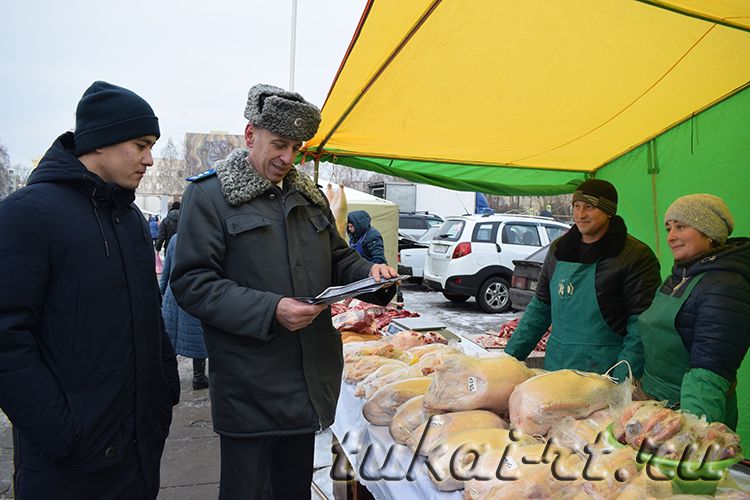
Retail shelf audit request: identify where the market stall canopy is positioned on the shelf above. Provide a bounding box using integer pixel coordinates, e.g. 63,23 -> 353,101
303,0 -> 750,195
303,0 -> 750,446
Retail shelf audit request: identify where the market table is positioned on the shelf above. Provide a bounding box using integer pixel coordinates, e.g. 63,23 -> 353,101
331,382 -> 462,500
330,330 -> 521,499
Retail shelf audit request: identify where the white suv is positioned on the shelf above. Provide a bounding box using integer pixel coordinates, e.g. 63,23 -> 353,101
423,214 -> 570,313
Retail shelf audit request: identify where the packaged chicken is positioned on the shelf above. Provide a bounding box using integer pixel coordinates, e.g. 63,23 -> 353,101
547,408 -> 615,454
388,395 -> 445,446
362,377 -> 433,426
342,341 -> 404,363
353,363 -> 409,398
464,442 -> 582,499
341,330 -> 383,344
427,427 -> 538,491
423,353 -> 535,414
343,356 -> 406,384
401,343 -> 462,365
412,409 -> 508,455
612,467 -> 675,500
509,369 -> 623,435
613,400 -> 742,461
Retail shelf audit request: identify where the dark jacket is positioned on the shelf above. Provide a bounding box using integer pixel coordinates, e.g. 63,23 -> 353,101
154,208 -> 179,251
347,210 -> 387,264
0,132 -> 179,497
171,149 -> 392,437
661,237 -> 750,382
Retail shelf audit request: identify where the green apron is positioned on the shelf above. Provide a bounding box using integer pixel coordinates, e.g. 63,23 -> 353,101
640,274 -> 704,405
544,260 -> 623,373
640,273 -> 737,426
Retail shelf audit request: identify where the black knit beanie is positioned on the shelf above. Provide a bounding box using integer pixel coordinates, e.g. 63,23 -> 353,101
572,179 -> 618,216
74,81 -> 160,155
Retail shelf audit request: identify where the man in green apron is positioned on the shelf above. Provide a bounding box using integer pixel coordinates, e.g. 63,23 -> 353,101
505,179 -> 661,381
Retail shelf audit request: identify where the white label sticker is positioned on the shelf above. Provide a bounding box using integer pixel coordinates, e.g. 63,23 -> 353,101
502,456 -> 519,470
467,376 -> 478,392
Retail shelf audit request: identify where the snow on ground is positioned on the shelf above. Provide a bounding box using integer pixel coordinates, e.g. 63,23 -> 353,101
399,282 -> 521,337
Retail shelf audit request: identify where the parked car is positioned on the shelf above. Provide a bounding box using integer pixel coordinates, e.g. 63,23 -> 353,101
423,214 -> 569,313
398,211 -> 444,240
398,227 -> 440,281
509,244 -> 550,311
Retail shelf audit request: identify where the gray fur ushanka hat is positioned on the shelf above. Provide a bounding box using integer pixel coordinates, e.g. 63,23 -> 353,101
244,84 -> 321,141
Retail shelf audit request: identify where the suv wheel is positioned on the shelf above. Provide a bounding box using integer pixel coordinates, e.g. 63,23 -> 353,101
477,277 -> 511,313
443,292 -> 469,303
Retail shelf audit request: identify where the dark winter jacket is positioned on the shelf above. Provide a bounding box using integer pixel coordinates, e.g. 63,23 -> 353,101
0,132 -> 179,496
171,148 -> 393,437
154,208 -> 179,251
660,237 -> 750,383
347,210 -> 387,264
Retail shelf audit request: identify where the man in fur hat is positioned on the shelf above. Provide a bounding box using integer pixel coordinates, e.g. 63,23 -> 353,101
505,179 -> 661,381
170,84 -> 397,499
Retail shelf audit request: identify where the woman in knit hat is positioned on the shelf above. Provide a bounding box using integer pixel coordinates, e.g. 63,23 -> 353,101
638,194 -> 750,428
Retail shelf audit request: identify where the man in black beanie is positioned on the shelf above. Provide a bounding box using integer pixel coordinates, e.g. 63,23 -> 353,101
0,81 -> 179,499
505,179 -> 661,381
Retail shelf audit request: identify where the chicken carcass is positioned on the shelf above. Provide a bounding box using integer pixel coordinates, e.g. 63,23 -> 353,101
463,442 -> 582,500
389,395 -> 445,446
427,427 -> 539,492
412,410 -> 508,455
423,353 -> 535,414
509,369 -> 619,435
362,377 -> 433,425
343,356 -> 406,384
614,401 -> 742,461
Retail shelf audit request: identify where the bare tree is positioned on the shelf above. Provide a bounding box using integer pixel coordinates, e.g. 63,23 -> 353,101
158,138 -> 187,195
0,142 -> 12,199
299,161 -> 403,193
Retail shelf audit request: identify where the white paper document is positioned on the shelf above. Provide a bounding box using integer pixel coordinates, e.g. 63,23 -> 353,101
300,275 -> 408,305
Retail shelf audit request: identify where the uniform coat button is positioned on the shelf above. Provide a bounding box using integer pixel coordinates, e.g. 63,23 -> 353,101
105,446 -> 117,459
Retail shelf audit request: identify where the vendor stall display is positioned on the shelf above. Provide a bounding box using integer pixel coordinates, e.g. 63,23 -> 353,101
330,297 -> 748,498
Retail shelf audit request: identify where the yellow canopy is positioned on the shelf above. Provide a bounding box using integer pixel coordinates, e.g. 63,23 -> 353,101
305,0 -> 750,173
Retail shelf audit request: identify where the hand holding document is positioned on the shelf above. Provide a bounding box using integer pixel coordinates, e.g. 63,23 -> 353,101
300,275 -> 409,305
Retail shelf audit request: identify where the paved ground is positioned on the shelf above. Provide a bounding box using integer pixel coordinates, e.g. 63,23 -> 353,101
0,283 -> 519,499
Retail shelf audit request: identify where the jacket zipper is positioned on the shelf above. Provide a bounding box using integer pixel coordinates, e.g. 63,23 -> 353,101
670,268 -> 688,297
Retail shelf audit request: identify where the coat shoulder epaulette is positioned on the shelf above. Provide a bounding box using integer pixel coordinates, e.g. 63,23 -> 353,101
186,169 -> 216,182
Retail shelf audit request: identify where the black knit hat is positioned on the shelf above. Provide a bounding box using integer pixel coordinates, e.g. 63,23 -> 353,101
572,179 -> 618,216
74,81 -> 160,155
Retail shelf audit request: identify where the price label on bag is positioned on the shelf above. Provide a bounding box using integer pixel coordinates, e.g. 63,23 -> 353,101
467,376 -> 478,392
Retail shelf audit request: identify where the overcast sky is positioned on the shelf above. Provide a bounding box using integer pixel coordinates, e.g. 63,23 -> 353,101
1,0 -> 366,167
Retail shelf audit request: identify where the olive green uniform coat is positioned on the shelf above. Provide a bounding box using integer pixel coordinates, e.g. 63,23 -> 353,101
171,149 -> 382,437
